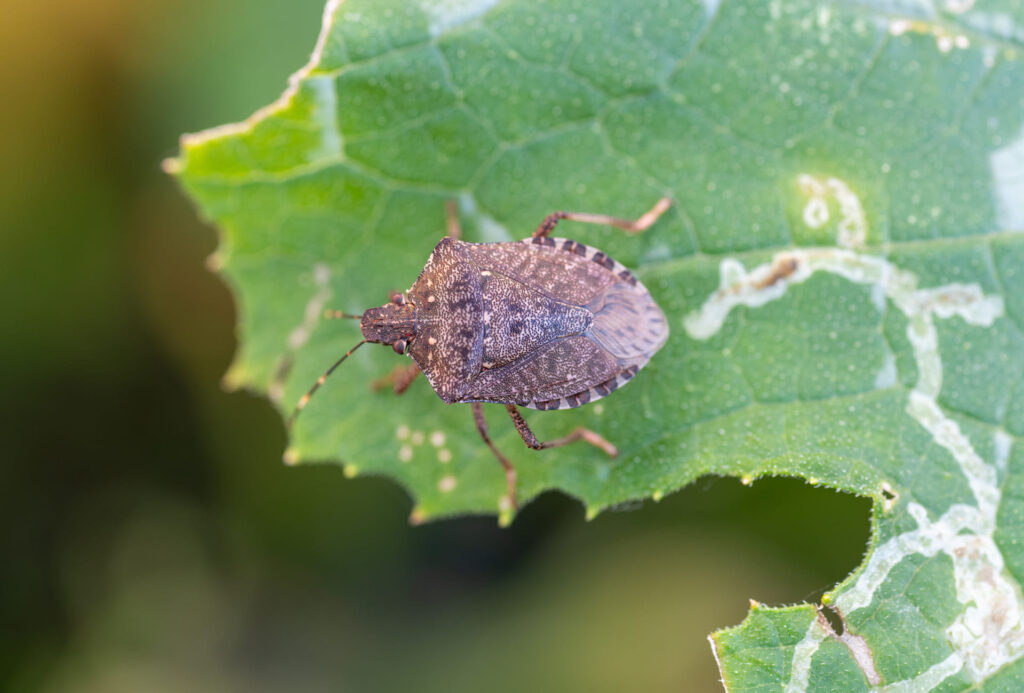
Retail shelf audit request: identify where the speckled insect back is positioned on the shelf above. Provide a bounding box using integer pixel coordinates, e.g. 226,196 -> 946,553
405,235 -> 669,410
290,197 -> 673,516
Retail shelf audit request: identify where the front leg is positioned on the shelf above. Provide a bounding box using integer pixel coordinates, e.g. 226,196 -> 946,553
446,199 -> 462,240
471,402 -> 518,509
505,405 -> 618,457
372,362 -> 421,394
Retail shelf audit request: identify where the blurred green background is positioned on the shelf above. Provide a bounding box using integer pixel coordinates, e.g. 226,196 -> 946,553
1,1 -> 871,690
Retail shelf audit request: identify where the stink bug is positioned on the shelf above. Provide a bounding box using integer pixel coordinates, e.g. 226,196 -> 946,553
290,197 -> 672,509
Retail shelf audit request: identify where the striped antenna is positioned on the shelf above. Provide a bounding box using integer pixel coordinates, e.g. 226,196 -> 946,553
287,340 -> 367,429
324,310 -> 363,320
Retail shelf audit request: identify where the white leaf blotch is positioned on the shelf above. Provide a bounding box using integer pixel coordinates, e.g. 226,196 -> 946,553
688,246 -> 1018,688
420,0 -> 501,37
991,123 -> 1024,231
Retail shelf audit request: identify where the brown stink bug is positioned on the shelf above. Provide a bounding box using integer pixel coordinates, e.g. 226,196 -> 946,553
289,197 -> 672,510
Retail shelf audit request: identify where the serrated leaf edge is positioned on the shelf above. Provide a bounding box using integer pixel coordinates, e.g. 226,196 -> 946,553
163,0 -> 344,174
690,234 -> 1020,690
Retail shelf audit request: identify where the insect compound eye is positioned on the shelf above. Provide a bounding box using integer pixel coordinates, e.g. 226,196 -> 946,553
393,339 -> 407,355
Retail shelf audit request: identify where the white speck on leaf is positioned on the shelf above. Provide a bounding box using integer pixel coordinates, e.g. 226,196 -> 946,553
798,174 -> 830,229
419,0 -> 500,37
796,174 -> 867,247
889,19 -> 910,35
991,123 -> 1024,230
874,352 -> 897,389
995,431 -> 1012,477
945,0 -> 976,13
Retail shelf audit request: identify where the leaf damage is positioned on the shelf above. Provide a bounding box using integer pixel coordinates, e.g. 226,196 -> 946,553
690,241 -> 1020,688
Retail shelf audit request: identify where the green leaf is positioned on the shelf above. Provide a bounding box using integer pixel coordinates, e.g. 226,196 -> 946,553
168,0 -> 1024,688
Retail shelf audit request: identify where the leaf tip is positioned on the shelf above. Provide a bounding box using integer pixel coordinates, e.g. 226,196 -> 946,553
205,252 -> 225,272
220,367 -> 245,392
407,503 -> 428,524
497,495 -> 515,527
584,506 -> 599,522
161,156 -> 183,176
283,448 -> 299,466
344,464 -> 359,478
408,507 -> 427,526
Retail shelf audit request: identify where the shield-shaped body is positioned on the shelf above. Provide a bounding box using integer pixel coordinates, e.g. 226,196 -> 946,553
405,236 -> 668,411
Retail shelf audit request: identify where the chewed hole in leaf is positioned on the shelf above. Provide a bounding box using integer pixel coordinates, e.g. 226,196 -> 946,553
817,603 -> 845,636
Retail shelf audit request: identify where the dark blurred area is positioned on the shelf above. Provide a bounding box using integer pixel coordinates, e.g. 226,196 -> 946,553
0,1 -> 871,691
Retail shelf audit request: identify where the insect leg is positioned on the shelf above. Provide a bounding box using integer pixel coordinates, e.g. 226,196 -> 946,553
446,199 -> 462,240
393,362 -> 420,394
504,405 -> 618,457
532,196 -> 671,238
472,402 -> 518,508
371,362 -> 421,394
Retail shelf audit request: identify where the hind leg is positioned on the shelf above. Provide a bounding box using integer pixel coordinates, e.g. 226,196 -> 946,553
532,197 -> 671,239
505,405 -> 618,457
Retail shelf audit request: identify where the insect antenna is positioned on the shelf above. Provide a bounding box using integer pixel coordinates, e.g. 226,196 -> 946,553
287,339 -> 367,429
324,310 -> 363,320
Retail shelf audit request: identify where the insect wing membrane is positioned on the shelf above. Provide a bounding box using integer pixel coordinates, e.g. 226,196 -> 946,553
588,280 -> 668,362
